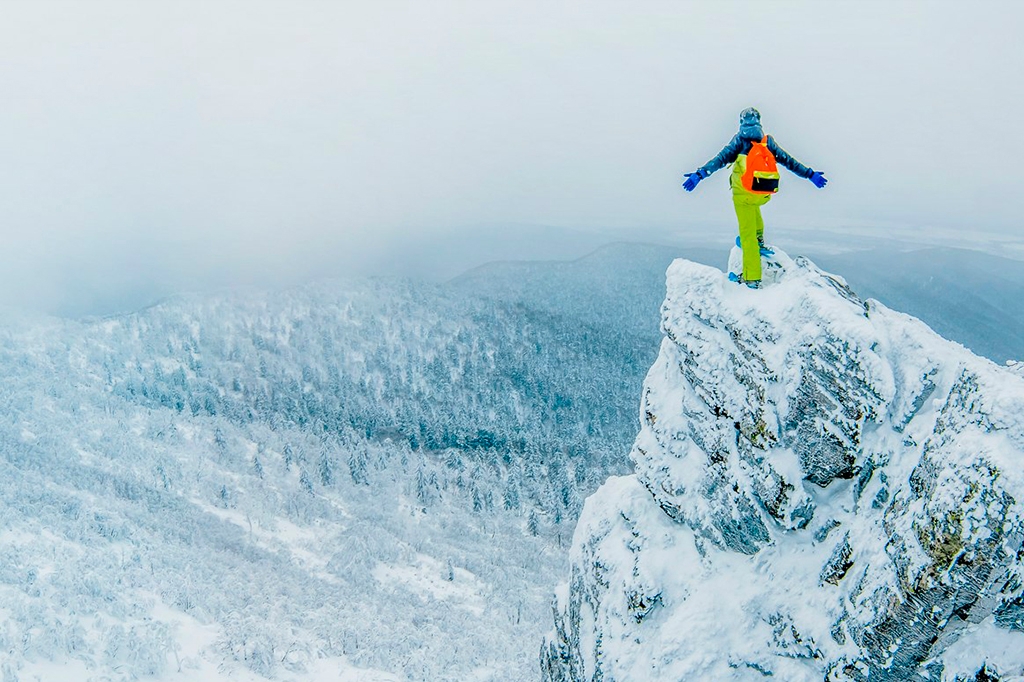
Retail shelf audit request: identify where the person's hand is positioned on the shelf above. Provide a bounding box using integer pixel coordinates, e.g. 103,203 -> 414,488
809,171 -> 828,188
682,172 -> 703,192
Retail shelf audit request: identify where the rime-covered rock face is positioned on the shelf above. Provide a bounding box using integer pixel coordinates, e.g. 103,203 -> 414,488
542,251 -> 1024,681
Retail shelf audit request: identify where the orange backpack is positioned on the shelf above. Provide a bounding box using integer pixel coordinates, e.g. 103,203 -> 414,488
742,136 -> 780,195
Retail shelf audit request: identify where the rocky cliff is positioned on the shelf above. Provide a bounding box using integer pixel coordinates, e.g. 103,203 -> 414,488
542,250 -> 1024,681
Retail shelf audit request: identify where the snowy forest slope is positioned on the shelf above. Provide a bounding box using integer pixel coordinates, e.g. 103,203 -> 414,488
0,274 -> 651,681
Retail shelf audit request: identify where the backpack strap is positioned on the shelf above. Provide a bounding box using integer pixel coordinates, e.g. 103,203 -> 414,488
760,135 -> 768,145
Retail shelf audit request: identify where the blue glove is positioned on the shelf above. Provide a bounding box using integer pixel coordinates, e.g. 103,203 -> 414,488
809,171 -> 828,189
682,171 -> 704,192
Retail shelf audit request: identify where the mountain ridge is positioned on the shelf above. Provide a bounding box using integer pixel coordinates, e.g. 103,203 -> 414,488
543,249 -> 1024,681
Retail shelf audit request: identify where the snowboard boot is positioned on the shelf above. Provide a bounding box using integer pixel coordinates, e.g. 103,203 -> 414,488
728,271 -> 761,290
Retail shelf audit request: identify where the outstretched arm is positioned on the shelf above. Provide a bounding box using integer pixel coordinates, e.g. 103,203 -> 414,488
766,136 -> 813,178
699,134 -> 745,176
767,136 -> 827,188
682,134 -> 744,191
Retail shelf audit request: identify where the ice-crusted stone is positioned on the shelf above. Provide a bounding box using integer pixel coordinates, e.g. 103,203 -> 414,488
543,251 -> 1024,681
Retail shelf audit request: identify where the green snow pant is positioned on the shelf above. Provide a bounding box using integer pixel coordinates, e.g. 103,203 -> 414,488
732,192 -> 771,282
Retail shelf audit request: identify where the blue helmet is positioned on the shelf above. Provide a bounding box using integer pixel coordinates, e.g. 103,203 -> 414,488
739,107 -> 763,140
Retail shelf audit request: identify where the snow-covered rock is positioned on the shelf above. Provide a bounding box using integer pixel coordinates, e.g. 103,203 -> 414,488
542,250 -> 1024,681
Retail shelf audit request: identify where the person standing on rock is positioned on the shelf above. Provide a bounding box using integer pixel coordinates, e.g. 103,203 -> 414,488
681,107 -> 827,289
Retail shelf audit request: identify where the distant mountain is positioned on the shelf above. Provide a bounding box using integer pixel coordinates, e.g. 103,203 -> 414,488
451,241 -> 724,338
456,240 -> 1024,364
812,247 -> 1024,363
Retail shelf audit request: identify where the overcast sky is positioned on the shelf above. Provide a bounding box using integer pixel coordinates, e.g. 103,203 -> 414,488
1,0 -> 1021,314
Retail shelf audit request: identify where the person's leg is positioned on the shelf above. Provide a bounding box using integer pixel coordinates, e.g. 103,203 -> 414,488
733,199 -> 762,282
756,204 -> 765,245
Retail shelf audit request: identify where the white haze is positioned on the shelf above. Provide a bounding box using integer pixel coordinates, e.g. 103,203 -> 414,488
0,0 -> 1021,314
